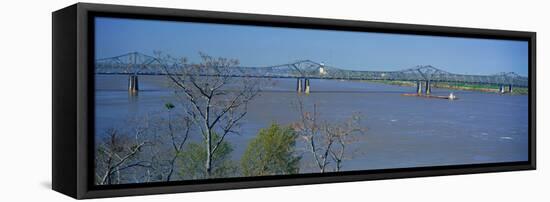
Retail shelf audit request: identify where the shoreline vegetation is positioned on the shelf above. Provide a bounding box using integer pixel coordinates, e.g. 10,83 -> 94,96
358,80 -> 528,95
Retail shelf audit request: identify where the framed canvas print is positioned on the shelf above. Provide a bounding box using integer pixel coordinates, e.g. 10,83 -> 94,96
52,3 -> 536,199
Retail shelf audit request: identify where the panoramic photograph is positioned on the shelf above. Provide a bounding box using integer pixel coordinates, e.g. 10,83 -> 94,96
93,17 -> 529,185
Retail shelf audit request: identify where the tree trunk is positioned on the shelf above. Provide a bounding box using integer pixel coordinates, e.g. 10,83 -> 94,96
205,101 -> 212,178
205,127 -> 212,177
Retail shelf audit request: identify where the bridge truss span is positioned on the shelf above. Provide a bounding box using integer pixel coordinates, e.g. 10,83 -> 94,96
95,52 -> 529,88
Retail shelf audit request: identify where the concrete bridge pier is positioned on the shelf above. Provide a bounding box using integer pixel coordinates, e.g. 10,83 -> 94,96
499,85 -> 505,94
304,79 -> 310,94
416,81 -> 423,95
425,80 -> 432,95
508,84 -> 513,93
128,75 -> 139,93
296,78 -> 303,93
296,78 -> 310,94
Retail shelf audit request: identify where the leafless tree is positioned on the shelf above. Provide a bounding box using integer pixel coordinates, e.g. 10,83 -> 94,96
324,114 -> 363,171
292,97 -> 365,173
118,111 -> 191,183
95,128 -> 151,185
163,103 -> 191,181
158,52 -> 260,177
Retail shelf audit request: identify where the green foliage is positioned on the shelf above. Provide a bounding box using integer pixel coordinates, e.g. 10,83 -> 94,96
177,133 -> 237,179
241,123 -> 301,176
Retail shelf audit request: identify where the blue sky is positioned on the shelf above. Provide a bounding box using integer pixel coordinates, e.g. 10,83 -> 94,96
95,17 -> 528,76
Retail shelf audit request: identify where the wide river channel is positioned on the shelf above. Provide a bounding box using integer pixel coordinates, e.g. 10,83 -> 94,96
95,75 -> 528,173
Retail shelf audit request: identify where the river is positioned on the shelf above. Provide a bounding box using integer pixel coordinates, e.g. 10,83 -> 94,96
95,75 -> 529,173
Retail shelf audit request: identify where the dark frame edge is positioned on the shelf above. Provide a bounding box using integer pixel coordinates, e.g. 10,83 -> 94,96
529,32 -> 536,170
81,163 -> 534,199
77,2 -> 92,199
52,3 -> 78,199
78,2 -> 535,39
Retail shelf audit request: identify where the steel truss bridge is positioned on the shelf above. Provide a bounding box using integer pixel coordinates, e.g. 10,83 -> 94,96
95,52 -> 528,94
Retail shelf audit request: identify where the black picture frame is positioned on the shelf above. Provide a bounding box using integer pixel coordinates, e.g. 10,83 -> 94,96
52,3 -> 536,199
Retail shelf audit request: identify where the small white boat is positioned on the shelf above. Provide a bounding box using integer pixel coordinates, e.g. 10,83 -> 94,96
448,92 -> 456,100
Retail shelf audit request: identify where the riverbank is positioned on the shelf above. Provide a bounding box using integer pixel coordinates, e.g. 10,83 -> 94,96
359,80 -> 528,95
